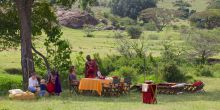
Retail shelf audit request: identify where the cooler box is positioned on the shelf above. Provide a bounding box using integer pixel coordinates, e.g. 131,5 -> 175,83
142,84 -> 157,104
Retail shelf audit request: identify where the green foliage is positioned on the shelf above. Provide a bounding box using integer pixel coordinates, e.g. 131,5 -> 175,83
110,0 -> 157,19
161,42 -> 185,65
116,38 -> 146,58
83,25 -> 95,37
110,66 -> 138,82
0,74 -> 22,92
0,2 -> 20,51
190,9 -> 220,29
208,0 -> 220,9
74,52 -> 86,75
173,0 -> 195,19
198,66 -> 213,77
143,22 -> 157,31
113,31 -> 124,39
119,17 -> 136,26
182,29 -> 220,64
33,3 -> 72,75
162,63 -> 187,82
126,26 -> 143,39
140,8 -> 176,31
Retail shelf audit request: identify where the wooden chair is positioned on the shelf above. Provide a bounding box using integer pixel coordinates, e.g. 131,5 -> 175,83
111,77 -> 121,96
102,77 -> 121,96
122,77 -> 132,94
69,80 -> 80,95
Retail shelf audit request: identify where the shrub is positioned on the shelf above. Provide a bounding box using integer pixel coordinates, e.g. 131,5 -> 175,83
190,9 -> 220,29
126,26 -> 143,39
110,66 -> 138,83
113,31 -> 124,39
199,66 -> 213,77
83,25 -> 95,37
143,22 -> 157,31
172,25 -> 180,30
0,74 -> 22,92
119,17 -> 136,26
162,63 -> 187,82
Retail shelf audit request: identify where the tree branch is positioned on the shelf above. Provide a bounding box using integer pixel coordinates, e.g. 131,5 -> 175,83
31,45 -> 51,74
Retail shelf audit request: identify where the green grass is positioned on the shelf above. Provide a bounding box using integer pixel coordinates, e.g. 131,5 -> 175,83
0,77 -> 220,110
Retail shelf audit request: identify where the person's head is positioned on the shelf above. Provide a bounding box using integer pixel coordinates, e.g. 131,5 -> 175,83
86,55 -> 91,61
40,79 -> 46,84
69,66 -> 75,73
31,73 -> 37,80
51,70 -> 56,76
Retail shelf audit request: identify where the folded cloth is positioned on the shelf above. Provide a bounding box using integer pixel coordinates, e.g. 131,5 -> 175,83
142,84 -> 149,92
9,89 -> 24,95
171,83 -> 186,88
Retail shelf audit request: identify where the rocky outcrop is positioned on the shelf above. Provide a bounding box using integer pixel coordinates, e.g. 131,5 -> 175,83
57,9 -> 99,29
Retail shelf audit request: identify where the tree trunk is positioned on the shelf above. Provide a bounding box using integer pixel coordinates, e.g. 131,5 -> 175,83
15,0 -> 35,90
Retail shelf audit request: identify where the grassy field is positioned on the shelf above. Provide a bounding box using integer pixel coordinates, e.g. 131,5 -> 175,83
0,77 -> 220,110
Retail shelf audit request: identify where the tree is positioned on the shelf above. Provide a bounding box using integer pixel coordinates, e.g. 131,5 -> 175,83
126,26 -> 143,39
208,0 -> 220,9
110,0 -> 157,20
173,0 -> 195,19
116,37 -> 147,58
182,29 -> 220,64
139,8 -> 176,31
0,0 -> 95,89
190,9 -> 220,29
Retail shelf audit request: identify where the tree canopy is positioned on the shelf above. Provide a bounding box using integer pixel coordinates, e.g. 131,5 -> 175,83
190,9 -> 220,29
110,0 -> 157,20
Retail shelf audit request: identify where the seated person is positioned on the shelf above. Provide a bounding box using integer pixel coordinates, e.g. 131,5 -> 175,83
39,79 -> 48,97
28,73 -> 39,93
69,66 -> 79,85
47,70 -> 62,96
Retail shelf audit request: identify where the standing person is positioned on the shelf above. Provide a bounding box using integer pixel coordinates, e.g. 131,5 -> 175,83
85,55 -> 98,78
54,70 -> 62,96
28,73 -> 39,93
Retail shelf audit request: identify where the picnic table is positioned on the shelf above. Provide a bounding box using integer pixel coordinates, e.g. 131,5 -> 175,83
78,78 -> 111,96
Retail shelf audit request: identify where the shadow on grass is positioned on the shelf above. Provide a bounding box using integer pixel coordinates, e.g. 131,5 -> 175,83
157,90 -> 220,103
4,68 -> 22,75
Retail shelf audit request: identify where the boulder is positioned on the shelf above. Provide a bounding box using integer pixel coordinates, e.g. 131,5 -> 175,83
57,9 -> 99,29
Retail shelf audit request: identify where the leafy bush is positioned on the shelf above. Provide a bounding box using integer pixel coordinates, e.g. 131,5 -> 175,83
83,25 -> 95,37
110,66 -> 138,82
143,22 -> 157,31
162,63 -> 187,82
190,9 -> 220,29
0,74 -> 22,92
126,26 -> 143,39
172,25 -> 180,30
113,31 -> 124,39
119,17 -> 136,26
199,66 -> 213,77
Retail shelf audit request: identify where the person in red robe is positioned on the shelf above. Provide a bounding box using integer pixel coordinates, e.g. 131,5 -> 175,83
85,55 -> 98,78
